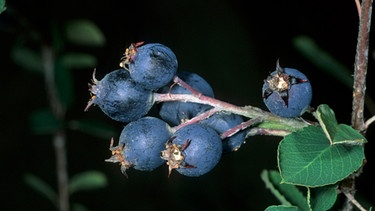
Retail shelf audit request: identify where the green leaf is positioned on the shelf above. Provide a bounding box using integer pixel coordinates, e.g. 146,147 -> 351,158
69,171 -> 107,194
278,125 -> 365,187
0,0 -> 6,14
68,119 -> 117,140
313,104 -> 338,144
72,203 -> 90,211
309,184 -> 338,211
60,52 -> 97,69
333,124 -> 367,145
29,109 -> 63,134
11,45 -> 43,73
261,170 -> 310,211
313,104 -> 367,146
265,205 -> 301,211
65,20 -> 105,47
24,173 -> 57,206
293,36 -> 353,88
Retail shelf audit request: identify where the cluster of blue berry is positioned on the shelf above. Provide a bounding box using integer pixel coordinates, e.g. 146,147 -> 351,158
85,42 -> 312,178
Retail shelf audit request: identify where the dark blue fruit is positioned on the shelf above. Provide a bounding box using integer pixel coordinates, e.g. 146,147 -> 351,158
105,116 -> 172,177
122,42 -> 178,90
85,69 -> 154,123
159,71 -> 215,126
161,123 -> 222,177
200,112 -> 246,153
262,61 -> 312,118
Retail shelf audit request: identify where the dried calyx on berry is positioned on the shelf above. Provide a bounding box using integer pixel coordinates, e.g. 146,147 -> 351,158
119,41 -> 144,69
262,59 -> 312,118
161,137 -> 195,177
161,124 -> 222,177
105,138 -> 132,178
263,59 -> 308,107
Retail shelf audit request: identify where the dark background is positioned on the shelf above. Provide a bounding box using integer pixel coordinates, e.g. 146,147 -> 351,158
1,0 -> 374,210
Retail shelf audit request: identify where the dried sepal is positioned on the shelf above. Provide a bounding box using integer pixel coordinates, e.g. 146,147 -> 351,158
104,138 -> 132,178
161,136 -> 195,177
84,68 -> 99,112
119,41 -> 144,69
263,59 -> 309,107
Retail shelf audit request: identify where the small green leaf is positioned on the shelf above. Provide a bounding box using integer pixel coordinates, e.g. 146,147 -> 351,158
313,104 -> 338,144
313,104 -> 367,146
69,171 -> 107,194
24,173 -> 57,206
278,125 -> 365,187
265,205 -> 301,211
261,170 -> 310,211
29,109 -> 62,134
309,184 -> 338,211
0,0 -> 6,14
65,20 -> 105,47
11,45 -> 43,73
60,52 -> 97,69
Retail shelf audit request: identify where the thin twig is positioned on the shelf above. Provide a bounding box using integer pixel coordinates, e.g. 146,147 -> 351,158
221,117 -> 263,139
364,115 -> 375,129
343,192 -> 367,211
171,107 -> 221,132
42,46 -> 69,211
155,76 -> 311,132
355,0 -> 362,17
153,93 -> 309,132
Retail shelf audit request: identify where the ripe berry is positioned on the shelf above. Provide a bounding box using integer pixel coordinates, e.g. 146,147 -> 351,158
85,69 -> 154,123
158,71 -> 215,126
105,116 -> 172,177
121,42 -> 178,90
161,123 -> 222,177
200,112 -> 246,153
262,61 -> 312,118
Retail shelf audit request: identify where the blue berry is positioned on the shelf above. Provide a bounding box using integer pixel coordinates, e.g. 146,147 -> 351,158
262,62 -> 312,118
161,123 -> 222,177
105,116 -> 172,177
201,112 -> 246,153
159,71 -> 215,126
122,42 -> 178,90
85,69 -> 154,123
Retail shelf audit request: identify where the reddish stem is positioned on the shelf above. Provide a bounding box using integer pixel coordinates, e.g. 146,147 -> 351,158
171,107 -> 221,132
221,117 -> 263,139
154,76 -> 310,136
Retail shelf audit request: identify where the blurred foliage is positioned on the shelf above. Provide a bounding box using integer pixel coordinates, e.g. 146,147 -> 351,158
293,36 -> 353,88
0,0 -> 5,14
3,6 -> 112,210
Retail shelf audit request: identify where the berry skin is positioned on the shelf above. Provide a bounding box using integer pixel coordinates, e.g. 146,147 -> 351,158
161,123 -> 222,177
262,61 -> 312,118
200,112 -> 246,153
85,69 -> 154,123
105,116 -> 172,177
159,71 -> 215,126
123,42 -> 178,90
